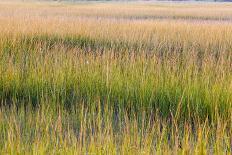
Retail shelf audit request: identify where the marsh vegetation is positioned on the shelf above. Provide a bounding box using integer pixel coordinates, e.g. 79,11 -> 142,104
0,1 -> 231,154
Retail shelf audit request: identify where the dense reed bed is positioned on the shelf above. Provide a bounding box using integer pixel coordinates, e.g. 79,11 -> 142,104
0,102 -> 231,154
0,1 -> 231,154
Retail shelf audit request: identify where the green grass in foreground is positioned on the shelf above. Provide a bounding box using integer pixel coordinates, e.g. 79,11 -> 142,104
0,102 -> 231,154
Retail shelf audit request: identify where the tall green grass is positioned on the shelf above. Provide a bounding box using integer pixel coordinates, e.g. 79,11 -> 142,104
0,2 -> 231,153
0,34 -> 231,121
0,101 -> 231,154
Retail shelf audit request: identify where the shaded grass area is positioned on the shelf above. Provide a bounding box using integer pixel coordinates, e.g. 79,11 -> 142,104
2,33 -> 232,59
1,34 -> 153,53
0,34 -> 231,122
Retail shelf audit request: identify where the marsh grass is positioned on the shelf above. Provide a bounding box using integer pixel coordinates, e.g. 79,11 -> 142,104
0,1 -> 231,154
0,101 -> 231,154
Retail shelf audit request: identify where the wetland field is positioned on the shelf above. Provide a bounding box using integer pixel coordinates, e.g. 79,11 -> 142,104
0,1 -> 231,154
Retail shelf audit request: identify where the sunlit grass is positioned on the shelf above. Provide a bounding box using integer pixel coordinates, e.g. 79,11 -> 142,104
0,101 -> 231,154
0,1 -> 231,154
